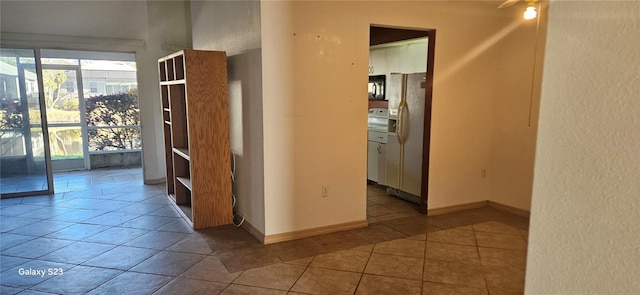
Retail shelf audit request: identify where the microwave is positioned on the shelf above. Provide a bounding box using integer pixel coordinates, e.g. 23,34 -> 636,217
368,75 -> 386,100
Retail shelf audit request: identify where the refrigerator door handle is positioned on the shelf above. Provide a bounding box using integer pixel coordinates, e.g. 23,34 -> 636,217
397,74 -> 409,145
401,103 -> 409,143
397,102 -> 405,144
397,101 -> 409,144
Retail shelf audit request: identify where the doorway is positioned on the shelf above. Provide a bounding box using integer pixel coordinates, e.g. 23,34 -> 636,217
367,25 -> 436,213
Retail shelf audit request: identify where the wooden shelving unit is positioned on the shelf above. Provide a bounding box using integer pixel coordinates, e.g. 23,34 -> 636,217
158,50 -> 232,229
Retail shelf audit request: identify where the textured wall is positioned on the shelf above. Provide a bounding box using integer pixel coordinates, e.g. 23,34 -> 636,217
191,0 -> 265,233
526,1 -> 640,293
488,3 -> 547,211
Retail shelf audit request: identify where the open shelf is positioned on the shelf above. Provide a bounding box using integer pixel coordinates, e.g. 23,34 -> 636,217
167,59 -> 174,81
161,85 -> 169,106
160,79 -> 186,86
173,147 -> 190,160
159,54 -> 185,82
176,176 -> 192,190
159,61 -> 167,82
174,55 -> 185,80
169,84 -> 187,149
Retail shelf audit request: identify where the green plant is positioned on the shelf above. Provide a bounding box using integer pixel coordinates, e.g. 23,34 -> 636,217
43,70 -> 68,108
86,90 -> 140,150
0,100 -> 24,155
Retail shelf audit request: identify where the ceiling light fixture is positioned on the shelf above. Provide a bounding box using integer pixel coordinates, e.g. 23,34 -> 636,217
524,3 -> 537,20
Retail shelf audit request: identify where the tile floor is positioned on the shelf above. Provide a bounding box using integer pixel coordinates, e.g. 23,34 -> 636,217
0,173 -> 50,195
1,168 -> 529,294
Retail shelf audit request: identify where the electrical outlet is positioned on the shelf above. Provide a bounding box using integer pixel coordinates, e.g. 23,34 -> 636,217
322,186 -> 329,197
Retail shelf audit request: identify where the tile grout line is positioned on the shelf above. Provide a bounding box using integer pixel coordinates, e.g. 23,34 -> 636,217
285,254 -> 315,293
422,232 -> 429,294
472,224 -> 492,295
351,242 -> 374,294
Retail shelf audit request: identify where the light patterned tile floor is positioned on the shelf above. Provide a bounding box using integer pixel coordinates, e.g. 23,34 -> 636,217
1,168 -> 528,294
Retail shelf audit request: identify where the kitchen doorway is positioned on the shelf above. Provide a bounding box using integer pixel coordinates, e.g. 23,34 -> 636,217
367,25 -> 436,214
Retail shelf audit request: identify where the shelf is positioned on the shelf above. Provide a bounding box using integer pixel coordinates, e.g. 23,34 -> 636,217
176,176 -> 192,190
163,108 -> 170,112
160,79 -> 186,86
173,148 -> 190,160
164,120 -> 171,125
177,204 -> 193,222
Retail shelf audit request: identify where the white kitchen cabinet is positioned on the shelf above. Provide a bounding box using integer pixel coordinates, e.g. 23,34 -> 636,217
367,140 -> 387,185
377,143 -> 387,186
385,46 -> 402,75
369,48 -> 386,75
369,38 -> 428,77
406,42 -> 428,73
394,43 -> 428,74
367,141 -> 379,182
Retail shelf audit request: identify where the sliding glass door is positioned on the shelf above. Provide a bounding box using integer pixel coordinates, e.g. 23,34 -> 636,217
1,48 -> 140,197
0,48 -> 53,197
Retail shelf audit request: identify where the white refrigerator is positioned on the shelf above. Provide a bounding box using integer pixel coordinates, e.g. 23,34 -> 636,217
386,73 -> 426,201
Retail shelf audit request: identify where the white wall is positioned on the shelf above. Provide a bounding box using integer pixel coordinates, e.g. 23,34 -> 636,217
488,4 -> 547,211
0,1 -> 147,39
0,0 -> 192,183
526,1 -> 640,293
142,1 -> 192,182
260,1 -> 536,236
190,0 -> 265,233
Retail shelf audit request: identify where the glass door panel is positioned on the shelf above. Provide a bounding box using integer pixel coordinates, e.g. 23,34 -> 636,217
0,48 -> 53,197
43,69 -> 81,124
48,126 -> 85,170
42,67 -> 87,170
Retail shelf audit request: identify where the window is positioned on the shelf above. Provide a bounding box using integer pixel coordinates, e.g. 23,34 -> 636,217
81,59 -> 140,152
2,48 -> 141,174
43,52 -> 141,153
89,82 -> 98,93
65,81 -> 75,93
